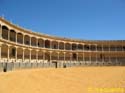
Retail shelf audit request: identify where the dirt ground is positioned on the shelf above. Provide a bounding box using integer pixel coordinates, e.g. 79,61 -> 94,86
0,67 -> 125,93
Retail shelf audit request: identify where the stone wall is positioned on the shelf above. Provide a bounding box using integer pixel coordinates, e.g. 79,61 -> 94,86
0,62 -> 124,72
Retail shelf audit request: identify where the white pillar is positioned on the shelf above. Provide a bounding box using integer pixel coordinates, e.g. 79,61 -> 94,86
0,25 -> 2,38
43,51 -> 45,63
83,53 -> 84,62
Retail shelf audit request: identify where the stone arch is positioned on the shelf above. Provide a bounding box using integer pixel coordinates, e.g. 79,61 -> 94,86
52,41 -> 58,49
24,49 -> 30,59
1,44 -> 8,58
17,47 -> 23,59
45,40 -> 50,48
31,37 -> 37,46
38,39 -> 44,47
59,42 -> 64,49
17,33 -> 23,44
9,46 -> 16,59
2,25 -> 9,40
51,52 -> 58,60
72,43 -> 77,50
78,44 -> 83,50
10,29 -> 16,42
65,43 -> 71,50
24,35 -> 30,45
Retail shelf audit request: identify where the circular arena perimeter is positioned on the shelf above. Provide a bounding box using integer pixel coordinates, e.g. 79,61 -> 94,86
0,17 -> 125,72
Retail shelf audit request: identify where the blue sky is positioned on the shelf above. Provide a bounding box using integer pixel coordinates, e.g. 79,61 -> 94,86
0,0 -> 125,40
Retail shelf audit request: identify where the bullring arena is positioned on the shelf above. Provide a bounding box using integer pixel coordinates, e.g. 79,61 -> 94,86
0,17 -> 125,93
0,17 -> 125,72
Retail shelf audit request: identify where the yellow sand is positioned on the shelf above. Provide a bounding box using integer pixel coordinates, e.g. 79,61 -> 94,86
0,67 -> 125,93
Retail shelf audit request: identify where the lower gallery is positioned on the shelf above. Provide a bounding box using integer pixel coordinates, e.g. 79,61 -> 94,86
0,17 -> 125,72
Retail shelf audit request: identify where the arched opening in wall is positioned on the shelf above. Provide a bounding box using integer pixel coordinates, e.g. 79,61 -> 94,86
51,52 -> 58,60
84,45 -> 90,50
52,41 -> 58,49
110,45 -> 116,51
78,53 -> 83,61
38,51 -> 43,60
24,49 -> 30,60
65,43 -> 71,50
24,35 -> 30,45
72,53 -> 77,61
10,30 -> 16,42
97,45 -> 102,51
2,26 -> 9,40
91,52 -> 96,62
45,40 -> 50,48
90,45 -> 96,51
31,37 -> 37,46
103,45 -> 109,51
45,52 -> 50,61
17,33 -> 23,44
9,46 -> 16,59
1,44 -> 8,59
31,50 -> 36,60
38,39 -> 44,47
59,52 -> 64,60
59,42 -> 64,49
78,44 -> 83,50
84,52 -> 89,61
65,52 -> 70,61
116,46 -> 122,51
72,44 -> 77,50
17,48 -> 23,60
123,46 -> 125,51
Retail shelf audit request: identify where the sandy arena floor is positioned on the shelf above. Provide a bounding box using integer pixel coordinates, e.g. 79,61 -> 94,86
0,67 -> 125,93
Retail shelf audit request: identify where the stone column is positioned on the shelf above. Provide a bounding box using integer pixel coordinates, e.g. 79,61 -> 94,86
0,25 -> 2,38
22,48 -> 25,62
64,42 -> 65,50
49,51 -> 52,62
64,52 -> 66,62
83,53 -> 84,62
15,47 -> 17,62
43,51 -> 45,63
29,49 -> 32,62
36,50 -> 39,62
7,45 -> 10,62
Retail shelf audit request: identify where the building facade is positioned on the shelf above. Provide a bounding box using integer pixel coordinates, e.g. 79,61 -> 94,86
0,17 -> 125,71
